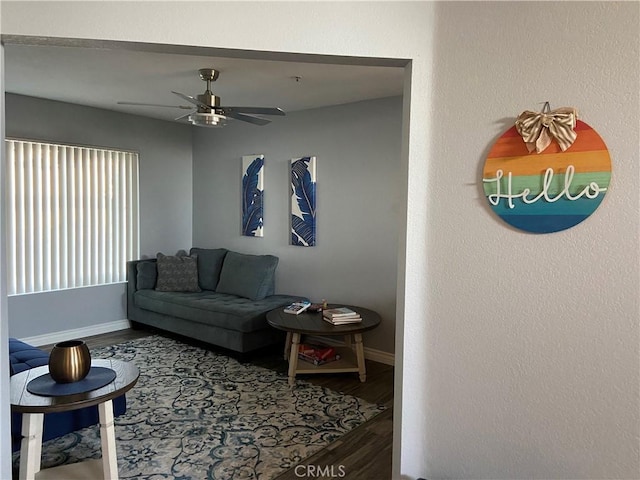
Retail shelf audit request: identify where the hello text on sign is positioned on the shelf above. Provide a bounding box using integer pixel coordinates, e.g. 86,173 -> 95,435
482,165 -> 608,210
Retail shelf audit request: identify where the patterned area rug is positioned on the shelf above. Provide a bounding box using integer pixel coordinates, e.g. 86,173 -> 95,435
12,335 -> 385,479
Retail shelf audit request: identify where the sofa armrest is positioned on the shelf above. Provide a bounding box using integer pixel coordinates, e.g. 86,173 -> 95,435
127,259 -> 156,319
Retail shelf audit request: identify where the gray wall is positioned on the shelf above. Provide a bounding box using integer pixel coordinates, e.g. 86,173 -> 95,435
192,96 -> 402,354
5,94 -> 193,338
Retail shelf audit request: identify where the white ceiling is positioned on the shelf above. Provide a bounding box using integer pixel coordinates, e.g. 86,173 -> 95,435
3,42 -> 405,125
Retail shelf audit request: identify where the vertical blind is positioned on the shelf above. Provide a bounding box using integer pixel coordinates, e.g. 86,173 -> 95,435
5,139 -> 140,295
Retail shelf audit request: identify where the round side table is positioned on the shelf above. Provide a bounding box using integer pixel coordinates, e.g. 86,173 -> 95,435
11,358 -> 139,480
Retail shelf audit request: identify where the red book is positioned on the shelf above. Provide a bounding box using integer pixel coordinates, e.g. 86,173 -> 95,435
298,351 -> 341,366
298,343 -> 339,364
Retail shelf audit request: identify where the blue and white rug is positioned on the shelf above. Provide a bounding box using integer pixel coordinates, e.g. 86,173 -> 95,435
13,335 -> 385,479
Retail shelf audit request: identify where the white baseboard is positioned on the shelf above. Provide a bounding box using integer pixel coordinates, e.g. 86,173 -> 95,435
305,335 -> 395,366
18,322 -> 395,366
20,319 -> 132,347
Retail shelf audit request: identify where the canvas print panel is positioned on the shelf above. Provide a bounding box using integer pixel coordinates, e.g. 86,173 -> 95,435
242,154 -> 264,237
290,156 -> 316,246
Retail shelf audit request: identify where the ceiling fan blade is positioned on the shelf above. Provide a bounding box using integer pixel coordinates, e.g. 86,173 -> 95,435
117,101 -> 192,110
219,106 -> 285,116
174,111 -> 194,121
225,111 -> 271,126
171,91 -> 210,110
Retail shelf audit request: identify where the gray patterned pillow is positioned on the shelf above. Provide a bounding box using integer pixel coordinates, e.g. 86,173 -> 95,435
155,253 -> 201,292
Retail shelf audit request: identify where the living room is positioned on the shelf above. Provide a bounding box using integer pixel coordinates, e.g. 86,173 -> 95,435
2,2 -> 638,480
4,81 -> 402,362
3,37 -> 403,479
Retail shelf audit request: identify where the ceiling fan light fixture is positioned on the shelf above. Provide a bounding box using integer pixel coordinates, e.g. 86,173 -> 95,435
187,112 -> 227,127
119,68 -> 283,126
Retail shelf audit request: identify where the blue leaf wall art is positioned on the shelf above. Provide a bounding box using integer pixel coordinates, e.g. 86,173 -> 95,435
290,156 -> 316,246
242,154 -> 264,237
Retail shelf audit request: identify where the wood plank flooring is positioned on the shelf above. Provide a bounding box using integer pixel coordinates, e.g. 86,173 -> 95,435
41,328 -> 395,480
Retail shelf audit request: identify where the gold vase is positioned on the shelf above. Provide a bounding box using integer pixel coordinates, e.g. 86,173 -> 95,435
48,340 -> 91,383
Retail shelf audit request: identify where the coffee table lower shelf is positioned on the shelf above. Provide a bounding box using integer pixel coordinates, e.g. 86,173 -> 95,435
285,332 -> 367,386
294,347 -> 360,375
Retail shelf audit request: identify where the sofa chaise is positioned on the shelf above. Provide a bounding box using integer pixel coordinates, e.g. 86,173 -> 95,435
127,247 -> 307,354
9,338 -> 127,452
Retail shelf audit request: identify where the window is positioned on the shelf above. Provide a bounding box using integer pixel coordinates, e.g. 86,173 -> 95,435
5,139 -> 140,295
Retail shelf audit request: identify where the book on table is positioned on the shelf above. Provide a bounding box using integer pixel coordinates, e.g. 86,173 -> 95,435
284,301 -> 311,315
322,307 -> 359,319
297,343 -> 341,365
323,315 -> 362,325
322,306 -> 361,324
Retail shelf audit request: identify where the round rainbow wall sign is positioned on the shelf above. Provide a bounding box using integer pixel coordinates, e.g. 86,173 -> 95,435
482,120 -> 611,233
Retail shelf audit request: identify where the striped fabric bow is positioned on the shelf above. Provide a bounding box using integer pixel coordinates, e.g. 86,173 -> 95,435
515,106 -> 578,154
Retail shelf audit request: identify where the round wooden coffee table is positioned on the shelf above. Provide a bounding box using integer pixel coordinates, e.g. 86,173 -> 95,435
11,358 -> 139,480
267,305 -> 381,386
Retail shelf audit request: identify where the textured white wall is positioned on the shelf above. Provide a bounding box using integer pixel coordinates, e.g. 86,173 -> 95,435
1,2 -> 638,479
423,2 -> 639,478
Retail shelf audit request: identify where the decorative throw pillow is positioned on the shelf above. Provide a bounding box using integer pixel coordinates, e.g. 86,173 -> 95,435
136,261 -> 157,290
216,251 -> 278,301
189,248 -> 228,291
155,253 -> 201,292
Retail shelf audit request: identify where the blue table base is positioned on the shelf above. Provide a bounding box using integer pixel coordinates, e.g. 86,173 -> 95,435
27,367 -> 117,396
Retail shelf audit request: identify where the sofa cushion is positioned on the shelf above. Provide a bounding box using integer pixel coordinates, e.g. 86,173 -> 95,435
133,290 -> 302,333
215,251 -> 278,301
189,247 -> 228,291
136,261 -> 157,290
9,338 -> 49,375
155,253 -> 201,292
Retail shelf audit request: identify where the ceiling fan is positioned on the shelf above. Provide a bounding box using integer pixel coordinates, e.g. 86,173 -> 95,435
118,68 -> 285,127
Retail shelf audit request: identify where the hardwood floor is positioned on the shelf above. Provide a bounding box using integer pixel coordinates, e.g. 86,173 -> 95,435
43,328 -> 395,480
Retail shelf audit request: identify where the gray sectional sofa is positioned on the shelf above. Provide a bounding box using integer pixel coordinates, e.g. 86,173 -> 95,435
127,247 -> 307,353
